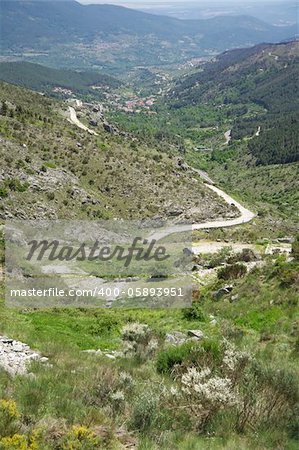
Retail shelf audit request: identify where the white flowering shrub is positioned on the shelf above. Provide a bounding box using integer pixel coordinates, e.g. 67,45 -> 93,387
182,367 -> 238,406
121,323 -> 159,360
122,323 -> 151,342
178,366 -> 239,429
178,365 -> 238,429
222,340 -> 251,381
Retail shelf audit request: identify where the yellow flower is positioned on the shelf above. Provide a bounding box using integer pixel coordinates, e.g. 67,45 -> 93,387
0,430 -> 41,450
0,400 -> 20,420
62,425 -> 100,449
0,434 -> 28,450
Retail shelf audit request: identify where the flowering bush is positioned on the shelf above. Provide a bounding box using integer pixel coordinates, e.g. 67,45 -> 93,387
182,367 -> 237,405
0,430 -> 40,450
62,425 -> 101,450
121,323 -> 151,342
222,340 -> 251,381
121,323 -> 158,360
0,400 -> 21,438
163,340 -> 254,430
0,400 -> 20,421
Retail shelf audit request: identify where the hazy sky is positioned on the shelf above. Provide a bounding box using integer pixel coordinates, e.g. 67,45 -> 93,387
79,1 -> 285,3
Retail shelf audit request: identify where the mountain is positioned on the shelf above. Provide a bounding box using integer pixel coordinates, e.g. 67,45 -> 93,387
170,41 -> 299,165
0,61 -> 121,99
0,1 -> 296,72
0,81 -> 235,221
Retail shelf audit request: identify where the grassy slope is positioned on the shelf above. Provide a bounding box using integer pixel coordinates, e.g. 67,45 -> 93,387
0,45 -> 298,449
0,61 -> 121,99
0,251 -> 298,449
0,81 -> 234,221
109,42 -> 299,235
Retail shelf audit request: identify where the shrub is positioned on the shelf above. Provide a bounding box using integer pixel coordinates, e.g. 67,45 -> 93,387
292,235 -> 299,261
4,178 -> 29,193
157,342 -> 196,374
228,248 -> 258,264
121,323 -> 158,361
0,434 -> 39,450
218,263 -> 247,280
207,247 -> 232,268
180,367 -> 238,429
237,363 -> 299,433
0,186 -> 8,198
44,161 -> 56,169
182,304 -> 206,321
62,426 -> 102,449
130,387 -> 173,433
46,192 -> 55,201
157,339 -> 223,376
0,399 -> 21,438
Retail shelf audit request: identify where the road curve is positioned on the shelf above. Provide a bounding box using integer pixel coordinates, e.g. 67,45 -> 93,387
67,107 -> 98,136
66,106 -> 255,239
149,183 -> 255,241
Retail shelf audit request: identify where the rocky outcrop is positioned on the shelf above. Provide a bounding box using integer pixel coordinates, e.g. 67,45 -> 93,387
0,336 -> 49,376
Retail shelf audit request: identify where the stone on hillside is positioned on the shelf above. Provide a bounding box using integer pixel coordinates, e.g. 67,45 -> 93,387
187,329 -> 204,340
165,331 -> 187,346
214,285 -> 233,300
0,335 -> 49,376
82,349 -> 103,356
277,237 -> 293,244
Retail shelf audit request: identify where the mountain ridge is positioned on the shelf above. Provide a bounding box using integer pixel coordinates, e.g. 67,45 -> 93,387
1,1 -> 296,72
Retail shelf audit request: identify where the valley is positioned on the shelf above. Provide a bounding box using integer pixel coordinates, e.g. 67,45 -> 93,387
1,1 -> 297,75
0,3 -> 298,449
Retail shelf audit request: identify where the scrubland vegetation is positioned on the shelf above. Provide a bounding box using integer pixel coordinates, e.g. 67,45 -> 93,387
0,234 -> 298,448
0,33 -> 298,450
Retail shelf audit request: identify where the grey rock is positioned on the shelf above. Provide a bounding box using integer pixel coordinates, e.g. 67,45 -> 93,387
277,237 -> 293,244
0,335 -> 48,376
187,330 -> 204,340
40,357 -> 49,363
82,349 -> 102,356
0,337 -> 13,344
165,331 -> 187,346
12,344 -> 24,352
214,285 -> 234,300
104,353 -> 116,360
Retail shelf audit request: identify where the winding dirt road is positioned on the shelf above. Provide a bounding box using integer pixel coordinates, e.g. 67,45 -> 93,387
66,106 -> 255,240
149,184 -> 255,241
67,107 -> 98,136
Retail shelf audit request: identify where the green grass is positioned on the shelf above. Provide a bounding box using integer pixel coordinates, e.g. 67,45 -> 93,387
0,255 -> 298,448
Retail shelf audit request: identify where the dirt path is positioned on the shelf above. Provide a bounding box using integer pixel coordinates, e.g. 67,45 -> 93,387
224,129 -> 231,144
149,183 -> 255,240
65,106 -> 255,240
67,107 -> 98,136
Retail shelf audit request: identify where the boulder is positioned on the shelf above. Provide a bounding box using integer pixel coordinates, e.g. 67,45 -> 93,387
165,331 -> 187,346
214,285 -> 233,300
277,237 -> 293,244
187,329 -> 204,340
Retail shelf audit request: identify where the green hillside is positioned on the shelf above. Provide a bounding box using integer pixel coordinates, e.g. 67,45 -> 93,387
0,25 -> 298,450
0,1 -> 296,72
108,41 -> 299,232
0,81 -> 234,221
170,41 -> 299,165
0,62 -> 121,99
